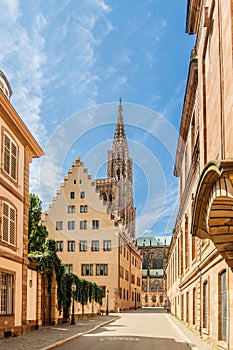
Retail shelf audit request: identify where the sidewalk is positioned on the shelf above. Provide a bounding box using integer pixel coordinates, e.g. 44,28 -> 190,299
168,314 -> 217,350
0,315 -> 119,350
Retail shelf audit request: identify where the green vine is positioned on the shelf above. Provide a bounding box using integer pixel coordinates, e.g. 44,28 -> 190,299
28,239 -> 103,319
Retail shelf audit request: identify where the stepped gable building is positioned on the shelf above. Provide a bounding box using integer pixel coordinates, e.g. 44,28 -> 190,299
0,70 -> 43,338
166,1 -> 233,349
96,99 -> 136,239
43,101 -> 142,313
135,236 -> 171,307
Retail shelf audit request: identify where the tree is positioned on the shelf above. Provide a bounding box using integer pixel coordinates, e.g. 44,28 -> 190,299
28,193 -> 48,253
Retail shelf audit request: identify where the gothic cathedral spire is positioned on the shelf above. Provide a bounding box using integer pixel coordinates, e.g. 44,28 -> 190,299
96,99 -> 136,238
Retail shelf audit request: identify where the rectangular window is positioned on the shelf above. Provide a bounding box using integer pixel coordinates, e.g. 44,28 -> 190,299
56,241 -> 63,251
80,205 -> 88,213
80,191 -> 85,199
70,192 -> 75,199
79,241 -> 87,251
92,220 -> 99,229
81,264 -> 93,276
0,272 -> 14,315
96,264 -> 108,276
219,270 -> 227,341
64,264 -> 73,273
103,240 -> 111,251
1,201 -> 16,246
193,288 -> 196,325
68,241 -> 75,251
68,221 -> 75,230
56,221 -> 63,230
91,240 -> 99,251
203,281 -> 208,329
3,133 -> 17,181
80,220 -> 87,229
68,205 -> 75,213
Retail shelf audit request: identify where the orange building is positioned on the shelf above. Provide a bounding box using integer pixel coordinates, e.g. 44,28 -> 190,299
0,70 -> 43,338
166,1 -> 233,349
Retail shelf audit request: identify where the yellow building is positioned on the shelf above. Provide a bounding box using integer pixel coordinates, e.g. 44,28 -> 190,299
166,1 -> 233,349
0,70 -> 43,338
43,104 -> 142,313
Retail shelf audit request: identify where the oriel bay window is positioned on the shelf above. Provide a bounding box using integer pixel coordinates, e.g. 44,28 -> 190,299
96,264 -> 108,276
0,272 -> 14,315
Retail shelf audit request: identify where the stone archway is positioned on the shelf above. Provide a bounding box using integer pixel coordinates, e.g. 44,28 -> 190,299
191,160 -> 233,269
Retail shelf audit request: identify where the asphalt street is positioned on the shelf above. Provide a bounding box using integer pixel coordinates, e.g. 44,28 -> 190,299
55,309 -> 195,350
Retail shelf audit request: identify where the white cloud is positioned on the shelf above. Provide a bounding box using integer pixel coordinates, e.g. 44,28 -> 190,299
0,0 -> 47,195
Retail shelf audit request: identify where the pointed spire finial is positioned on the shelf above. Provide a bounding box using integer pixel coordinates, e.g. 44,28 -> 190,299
118,97 -> 123,120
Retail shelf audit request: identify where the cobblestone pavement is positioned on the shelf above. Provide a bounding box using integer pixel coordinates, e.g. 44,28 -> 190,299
0,315 -> 119,350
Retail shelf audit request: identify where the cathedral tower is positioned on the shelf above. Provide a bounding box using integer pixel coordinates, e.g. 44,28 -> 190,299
96,99 -> 136,238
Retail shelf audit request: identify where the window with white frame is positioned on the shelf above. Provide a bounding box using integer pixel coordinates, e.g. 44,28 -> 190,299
68,241 -> 75,251
91,240 -> 99,251
3,133 -> 17,181
96,264 -> 108,276
80,220 -> 87,229
56,221 -> 63,230
79,240 -> 87,251
1,201 -> 16,246
103,240 -> 111,251
64,264 -> 73,273
68,221 -> 75,230
81,264 -> 93,276
0,272 -> 14,314
92,220 -> 99,229
68,205 -> 75,213
80,205 -> 88,213
56,241 -> 63,251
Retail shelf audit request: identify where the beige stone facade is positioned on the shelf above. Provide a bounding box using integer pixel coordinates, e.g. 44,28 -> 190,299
43,105 -> 142,313
166,1 -> 233,349
0,70 -> 43,338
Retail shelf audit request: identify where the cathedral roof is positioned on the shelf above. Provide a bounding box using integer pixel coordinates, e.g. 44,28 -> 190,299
135,236 -> 172,247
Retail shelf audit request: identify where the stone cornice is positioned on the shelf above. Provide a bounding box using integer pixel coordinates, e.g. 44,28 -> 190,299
0,93 -> 43,159
174,57 -> 198,177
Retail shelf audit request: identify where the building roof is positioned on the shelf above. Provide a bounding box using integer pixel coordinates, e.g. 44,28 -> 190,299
142,269 -> 164,278
135,236 -> 172,247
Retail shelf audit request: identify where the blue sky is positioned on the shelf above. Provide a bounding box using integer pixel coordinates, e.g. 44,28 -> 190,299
0,0 -> 194,237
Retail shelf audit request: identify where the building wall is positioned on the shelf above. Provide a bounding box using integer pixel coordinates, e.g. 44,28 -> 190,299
0,71 -> 43,338
167,1 -> 233,349
43,158 -> 142,313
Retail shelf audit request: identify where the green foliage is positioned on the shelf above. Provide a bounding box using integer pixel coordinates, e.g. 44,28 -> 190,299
60,273 -> 103,319
28,239 -> 103,318
28,193 -> 48,253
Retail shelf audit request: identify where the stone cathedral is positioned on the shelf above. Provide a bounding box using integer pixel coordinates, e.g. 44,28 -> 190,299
96,99 -> 136,238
